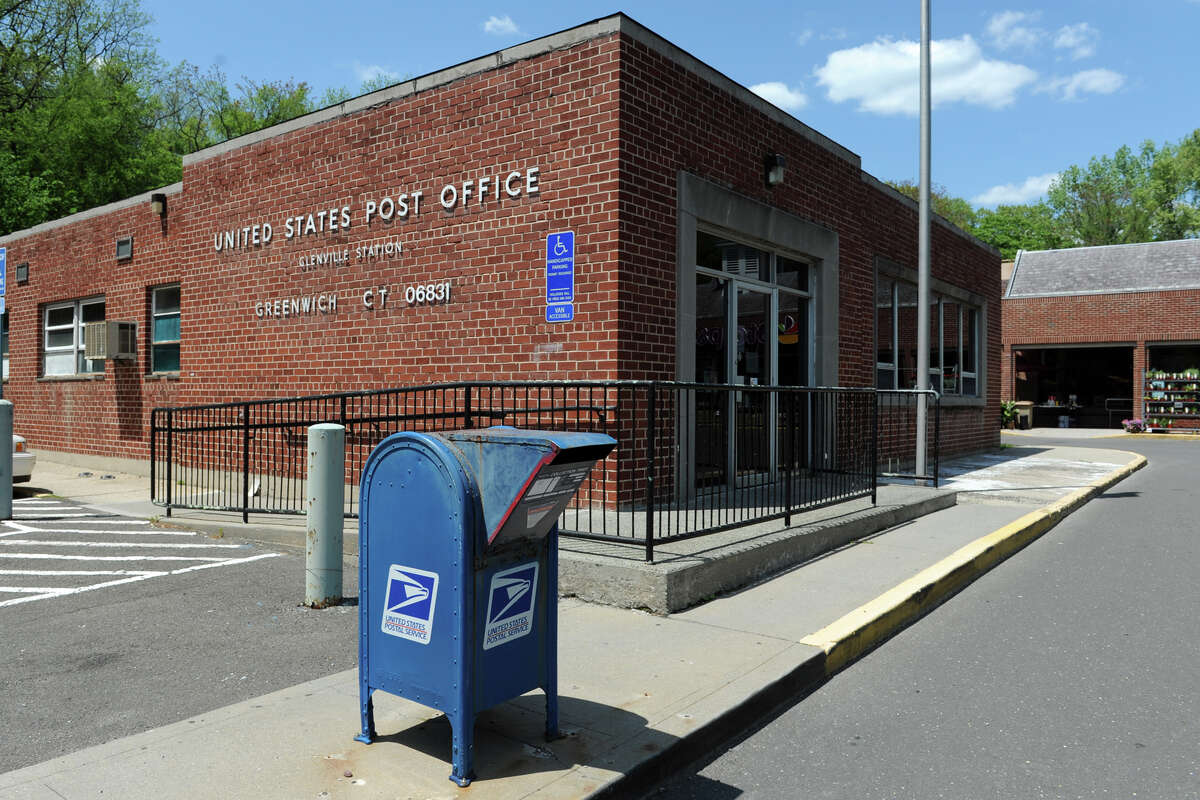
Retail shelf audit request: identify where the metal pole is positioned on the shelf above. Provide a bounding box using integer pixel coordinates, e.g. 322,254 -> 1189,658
305,422 -> 345,607
0,400 -> 12,520
915,0 -> 932,480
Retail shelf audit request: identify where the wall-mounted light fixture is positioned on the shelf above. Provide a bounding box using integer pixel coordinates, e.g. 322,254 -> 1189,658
764,153 -> 786,188
150,192 -> 167,216
15,262 -> 28,284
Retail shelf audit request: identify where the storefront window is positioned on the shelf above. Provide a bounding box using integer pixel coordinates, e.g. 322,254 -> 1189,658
151,285 -> 181,373
43,297 -> 104,376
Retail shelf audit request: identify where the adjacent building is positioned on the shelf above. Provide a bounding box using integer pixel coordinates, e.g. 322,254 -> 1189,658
1003,239 -> 1200,430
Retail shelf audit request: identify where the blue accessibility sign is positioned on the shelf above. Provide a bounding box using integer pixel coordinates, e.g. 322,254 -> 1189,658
546,303 -> 574,323
546,231 -> 574,304
0,247 -> 6,296
381,564 -> 439,645
483,562 -> 538,650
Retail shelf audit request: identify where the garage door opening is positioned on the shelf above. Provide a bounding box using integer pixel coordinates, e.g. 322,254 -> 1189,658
1147,343 -> 1200,374
1013,346 -> 1134,428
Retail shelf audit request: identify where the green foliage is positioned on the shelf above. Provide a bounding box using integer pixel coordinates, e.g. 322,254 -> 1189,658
886,180 -> 979,232
0,1 -> 366,235
1046,139 -> 1200,246
1000,400 -> 1018,426
973,203 -> 1067,260
888,130 -> 1200,258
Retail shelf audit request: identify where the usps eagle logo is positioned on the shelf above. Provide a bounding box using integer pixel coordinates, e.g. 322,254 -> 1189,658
381,565 -> 439,644
483,562 -> 539,650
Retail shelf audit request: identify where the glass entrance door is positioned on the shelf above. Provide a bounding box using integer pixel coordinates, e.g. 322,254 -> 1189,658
693,232 -> 813,492
735,286 -> 772,478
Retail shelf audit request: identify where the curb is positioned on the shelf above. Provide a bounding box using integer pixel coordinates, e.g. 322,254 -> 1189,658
800,451 -> 1146,673
591,451 -> 1147,798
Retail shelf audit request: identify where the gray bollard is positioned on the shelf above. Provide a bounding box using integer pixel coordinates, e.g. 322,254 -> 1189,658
0,400 -> 11,520
305,423 -> 344,608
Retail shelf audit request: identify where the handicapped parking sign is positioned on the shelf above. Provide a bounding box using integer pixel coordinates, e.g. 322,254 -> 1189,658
546,231 -> 574,311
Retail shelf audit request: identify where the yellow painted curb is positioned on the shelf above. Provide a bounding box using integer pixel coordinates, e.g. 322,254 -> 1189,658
800,452 -> 1148,675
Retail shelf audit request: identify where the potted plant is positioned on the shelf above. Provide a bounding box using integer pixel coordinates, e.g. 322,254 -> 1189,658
1001,400 -> 1018,429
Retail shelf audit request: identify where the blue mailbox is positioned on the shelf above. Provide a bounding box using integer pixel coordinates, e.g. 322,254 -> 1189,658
355,426 -> 616,786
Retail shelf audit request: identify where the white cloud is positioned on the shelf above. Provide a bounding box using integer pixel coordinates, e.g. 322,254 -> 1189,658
1040,68 -> 1125,100
795,29 -> 814,47
750,81 -> 808,112
483,14 -> 519,35
814,35 -> 1037,116
821,28 -> 848,41
972,172 -> 1059,207
355,62 -> 399,85
986,11 -> 1044,50
1053,23 -> 1099,60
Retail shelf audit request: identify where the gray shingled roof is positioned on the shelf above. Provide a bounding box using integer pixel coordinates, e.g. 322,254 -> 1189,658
1006,239 -> 1200,298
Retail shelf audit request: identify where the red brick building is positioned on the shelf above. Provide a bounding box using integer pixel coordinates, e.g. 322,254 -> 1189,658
0,14 -> 999,471
1003,239 -> 1200,430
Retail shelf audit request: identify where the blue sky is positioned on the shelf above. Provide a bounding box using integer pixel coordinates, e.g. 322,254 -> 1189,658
141,1 -> 1200,209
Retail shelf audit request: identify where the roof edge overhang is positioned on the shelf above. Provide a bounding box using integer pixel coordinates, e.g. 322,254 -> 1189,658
0,182 -> 182,245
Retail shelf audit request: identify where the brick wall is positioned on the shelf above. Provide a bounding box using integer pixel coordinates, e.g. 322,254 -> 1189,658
1002,288 -> 1200,414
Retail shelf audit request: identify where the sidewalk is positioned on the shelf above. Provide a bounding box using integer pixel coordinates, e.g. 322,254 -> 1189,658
0,439 -> 1147,799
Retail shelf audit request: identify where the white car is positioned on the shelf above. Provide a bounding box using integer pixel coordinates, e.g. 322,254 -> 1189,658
13,434 -> 35,483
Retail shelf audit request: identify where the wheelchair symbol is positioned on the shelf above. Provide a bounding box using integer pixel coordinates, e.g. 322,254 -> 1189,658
552,237 -> 568,257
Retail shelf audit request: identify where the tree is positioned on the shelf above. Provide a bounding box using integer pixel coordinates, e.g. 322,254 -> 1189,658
1046,140 -> 1200,246
886,180 -> 979,232
973,203 -> 1068,259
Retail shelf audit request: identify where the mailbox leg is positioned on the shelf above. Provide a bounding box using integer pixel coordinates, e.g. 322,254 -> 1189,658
449,712 -> 475,787
355,688 -> 376,744
545,528 -> 560,741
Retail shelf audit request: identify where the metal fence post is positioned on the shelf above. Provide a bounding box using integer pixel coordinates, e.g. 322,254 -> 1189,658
165,409 -> 173,518
870,391 -> 879,505
149,409 -> 157,506
645,383 -> 656,563
305,423 -> 345,607
242,402 -> 250,524
784,390 -> 794,527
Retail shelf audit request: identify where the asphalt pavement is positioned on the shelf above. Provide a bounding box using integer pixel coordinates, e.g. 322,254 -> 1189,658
645,433 -> 1199,799
0,431 -> 1151,799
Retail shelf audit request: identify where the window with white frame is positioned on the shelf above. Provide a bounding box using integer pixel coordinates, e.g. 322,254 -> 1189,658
150,285 -> 180,373
875,278 -> 979,397
43,297 -> 104,376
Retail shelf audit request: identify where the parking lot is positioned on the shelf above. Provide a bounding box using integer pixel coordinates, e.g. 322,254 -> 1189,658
0,489 -> 359,774
0,496 -> 281,608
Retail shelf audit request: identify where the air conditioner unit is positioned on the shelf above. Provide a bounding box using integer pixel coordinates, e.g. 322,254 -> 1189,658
84,321 -> 137,361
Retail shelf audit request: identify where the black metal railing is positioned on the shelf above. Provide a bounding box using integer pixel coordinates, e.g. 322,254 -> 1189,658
877,389 -> 940,486
150,381 -> 892,561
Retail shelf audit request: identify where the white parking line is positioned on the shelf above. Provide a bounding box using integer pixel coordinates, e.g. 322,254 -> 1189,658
0,569 -> 158,576
12,512 -> 121,518
0,553 -> 228,561
3,519 -> 151,525
0,553 -> 281,608
0,586 -> 74,594
0,540 -> 245,549
0,500 -> 284,609
11,529 -> 198,536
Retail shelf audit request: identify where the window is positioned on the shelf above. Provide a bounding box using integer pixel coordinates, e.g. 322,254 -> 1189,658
150,285 -> 180,373
875,277 -> 980,397
43,297 -> 104,376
